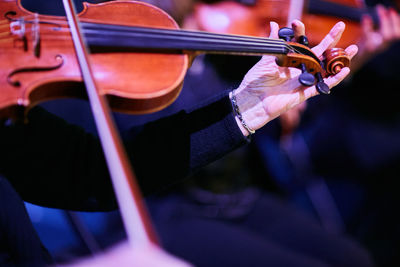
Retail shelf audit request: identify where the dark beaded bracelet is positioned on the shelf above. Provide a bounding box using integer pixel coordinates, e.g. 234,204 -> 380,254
230,91 -> 255,135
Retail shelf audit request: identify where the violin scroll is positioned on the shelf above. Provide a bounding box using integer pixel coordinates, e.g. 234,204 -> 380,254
324,48 -> 350,75
277,27 -> 351,94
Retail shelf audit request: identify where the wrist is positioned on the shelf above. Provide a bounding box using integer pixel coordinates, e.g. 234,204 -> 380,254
230,89 -> 268,136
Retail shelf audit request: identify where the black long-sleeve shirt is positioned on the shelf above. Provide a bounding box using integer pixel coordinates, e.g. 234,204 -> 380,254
0,91 -> 247,211
0,91 -> 248,266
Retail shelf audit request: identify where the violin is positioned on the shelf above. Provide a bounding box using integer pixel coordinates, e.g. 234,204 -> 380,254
0,0 -> 349,119
0,0 -> 350,249
303,0 -> 379,47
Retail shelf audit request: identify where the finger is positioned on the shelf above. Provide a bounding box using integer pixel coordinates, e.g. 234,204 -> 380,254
377,5 -> 392,41
361,14 -> 374,36
345,44 -> 358,60
261,21 -> 280,66
268,21 -> 280,39
312,21 -> 345,58
280,108 -> 301,135
325,67 -> 351,89
302,67 -> 350,99
291,19 -> 306,41
389,8 -> 400,39
298,101 -> 307,112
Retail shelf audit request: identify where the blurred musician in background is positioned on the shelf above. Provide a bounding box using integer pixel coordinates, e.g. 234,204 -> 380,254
251,1 -> 400,266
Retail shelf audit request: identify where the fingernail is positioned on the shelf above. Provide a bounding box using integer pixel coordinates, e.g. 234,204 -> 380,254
334,21 -> 345,31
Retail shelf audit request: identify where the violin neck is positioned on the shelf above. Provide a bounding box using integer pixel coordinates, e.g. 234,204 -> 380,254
308,0 -> 379,24
82,22 -> 289,56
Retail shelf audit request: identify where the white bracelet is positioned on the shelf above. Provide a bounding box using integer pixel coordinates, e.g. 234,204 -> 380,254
230,91 -> 255,135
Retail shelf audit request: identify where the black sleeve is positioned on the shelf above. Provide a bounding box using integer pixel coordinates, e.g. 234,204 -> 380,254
0,91 -> 248,211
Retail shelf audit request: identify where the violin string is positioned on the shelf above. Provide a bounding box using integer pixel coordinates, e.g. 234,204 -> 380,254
82,26 -> 291,56
0,17 -> 315,60
8,17 -> 285,46
30,25 -> 287,50
0,31 -> 307,59
0,21 -> 290,50
2,16 -> 304,52
3,24 -> 281,49
83,22 -> 286,46
1,13 -> 320,58
81,22 -> 320,60
19,24 -> 289,53
25,18 -> 285,46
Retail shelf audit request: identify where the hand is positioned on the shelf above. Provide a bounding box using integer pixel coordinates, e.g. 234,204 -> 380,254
353,4 -> 400,71
231,20 -> 358,136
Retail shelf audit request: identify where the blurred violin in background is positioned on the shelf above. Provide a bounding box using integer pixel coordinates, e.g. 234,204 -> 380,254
192,0 -> 400,47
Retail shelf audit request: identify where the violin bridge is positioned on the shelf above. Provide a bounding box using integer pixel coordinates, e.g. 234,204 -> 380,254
31,13 -> 41,58
9,13 -> 41,57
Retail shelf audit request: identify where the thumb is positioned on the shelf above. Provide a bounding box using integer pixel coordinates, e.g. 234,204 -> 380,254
268,21 -> 279,39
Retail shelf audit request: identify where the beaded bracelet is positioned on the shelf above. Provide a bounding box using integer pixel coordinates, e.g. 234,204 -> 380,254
230,91 -> 255,135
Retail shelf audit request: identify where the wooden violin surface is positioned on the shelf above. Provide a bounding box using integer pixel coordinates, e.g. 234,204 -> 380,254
0,0 -> 188,118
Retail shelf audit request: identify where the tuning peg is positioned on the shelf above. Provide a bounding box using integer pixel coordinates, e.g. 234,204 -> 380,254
315,72 -> 330,94
298,35 -> 309,47
298,63 -> 315,86
278,27 -> 294,41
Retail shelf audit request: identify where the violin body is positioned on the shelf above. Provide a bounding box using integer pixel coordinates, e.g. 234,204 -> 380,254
0,0 -> 188,118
